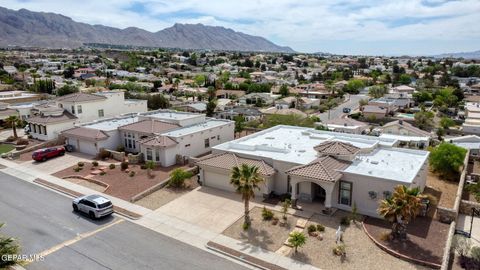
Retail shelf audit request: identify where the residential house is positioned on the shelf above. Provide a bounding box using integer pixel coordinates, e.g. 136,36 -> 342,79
238,93 -> 279,106
260,107 -> 308,119
463,102 -> 480,134
196,126 -> 429,217
379,120 -> 431,148
362,105 -> 388,119
275,96 -> 320,110
321,117 -> 370,134
27,106 -> 77,141
215,107 -> 263,121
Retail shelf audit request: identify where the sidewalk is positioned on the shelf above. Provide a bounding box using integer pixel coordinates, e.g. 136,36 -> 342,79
0,157 -> 320,270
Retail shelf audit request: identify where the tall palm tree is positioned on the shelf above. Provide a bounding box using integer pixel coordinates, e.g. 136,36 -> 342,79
230,164 -> 264,226
378,185 -> 428,240
5,115 -> 21,138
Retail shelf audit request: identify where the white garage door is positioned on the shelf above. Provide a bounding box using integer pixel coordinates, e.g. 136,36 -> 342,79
204,170 -> 235,192
78,140 -> 98,156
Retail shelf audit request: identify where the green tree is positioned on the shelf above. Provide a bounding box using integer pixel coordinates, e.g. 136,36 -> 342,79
429,143 -> 467,179
206,99 -> 216,117
5,115 -> 21,138
434,87 -> 458,108
279,84 -> 290,97
398,74 -> 412,85
0,223 -> 20,268
234,115 -> 246,137
56,85 -> 79,96
412,91 -> 433,104
168,168 -> 193,188
378,185 -> 428,240
343,79 -> 365,94
368,85 -> 387,98
440,117 -> 455,129
230,164 -> 264,226
288,231 -> 307,253
414,110 -> 434,130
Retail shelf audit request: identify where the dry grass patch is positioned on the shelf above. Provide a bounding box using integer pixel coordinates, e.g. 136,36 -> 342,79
222,206 -> 299,252
424,169 -> 458,209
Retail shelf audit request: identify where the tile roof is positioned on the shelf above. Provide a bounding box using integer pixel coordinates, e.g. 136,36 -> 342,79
62,127 -> 109,141
118,119 -> 180,134
196,152 -> 275,176
382,120 -> 431,137
314,141 -> 360,156
286,156 -> 349,182
27,110 -> 77,124
138,135 -> 177,147
56,92 -> 107,103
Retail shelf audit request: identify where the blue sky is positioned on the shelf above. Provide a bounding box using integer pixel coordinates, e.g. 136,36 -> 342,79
2,0 -> 480,55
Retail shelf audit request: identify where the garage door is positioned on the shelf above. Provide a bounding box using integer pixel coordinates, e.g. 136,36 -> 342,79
78,140 -> 98,156
204,170 -> 235,192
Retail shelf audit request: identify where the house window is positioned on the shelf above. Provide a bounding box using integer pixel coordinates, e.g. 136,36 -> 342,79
132,140 -> 136,149
71,105 -> 75,114
146,148 -> 152,160
128,139 -> 132,149
338,181 -> 352,206
185,144 -> 191,147
77,105 -> 82,114
33,124 -> 37,133
98,109 -> 104,117
155,149 -> 160,162
44,126 -> 47,135
204,138 -> 210,148
217,135 -> 220,140
124,138 -> 128,147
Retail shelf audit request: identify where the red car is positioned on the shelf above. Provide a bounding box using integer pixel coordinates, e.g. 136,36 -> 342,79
32,147 -> 65,162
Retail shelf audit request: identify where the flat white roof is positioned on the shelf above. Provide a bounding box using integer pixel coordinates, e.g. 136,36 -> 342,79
141,110 -> 203,121
83,116 -> 138,131
162,119 -> 231,137
213,125 -> 397,165
343,148 -> 429,183
379,133 -> 429,142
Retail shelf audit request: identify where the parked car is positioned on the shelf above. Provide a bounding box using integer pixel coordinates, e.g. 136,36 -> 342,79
32,146 -> 65,162
72,195 -> 114,219
342,107 -> 351,113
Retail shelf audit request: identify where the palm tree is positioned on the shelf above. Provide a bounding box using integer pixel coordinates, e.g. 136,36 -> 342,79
230,164 -> 264,226
288,231 -> 307,253
0,223 -> 20,268
378,185 -> 428,240
5,115 -> 21,138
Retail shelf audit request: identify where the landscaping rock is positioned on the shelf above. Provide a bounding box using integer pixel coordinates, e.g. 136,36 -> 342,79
296,218 -> 308,228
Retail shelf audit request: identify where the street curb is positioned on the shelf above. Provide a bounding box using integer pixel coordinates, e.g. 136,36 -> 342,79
33,178 -> 142,220
206,241 -> 287,270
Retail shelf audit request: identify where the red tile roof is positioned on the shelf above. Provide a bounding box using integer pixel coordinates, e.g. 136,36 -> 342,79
119,119 -> 180,134
286,156 -> 349,182
314,141 -> 360,156
196,152 -> 275,176
61,127 -> 109,141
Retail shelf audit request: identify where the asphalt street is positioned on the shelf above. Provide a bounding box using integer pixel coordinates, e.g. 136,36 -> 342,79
0,172 -> 249,270
317,94 -> 367,122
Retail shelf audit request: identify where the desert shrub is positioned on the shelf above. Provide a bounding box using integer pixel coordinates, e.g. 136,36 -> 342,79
92,161 -> 99,167
98,149 -> 111,160
316,224 -> 325,232
308,224 -> 317,233
333,244 -> 346,256
261,207 -> 274,221
121,161 -> 129,170
73,166 -> 82,172
340,216 -> 350,226
77,162 -> 84,167
129,171 -> 135,177
242,222 -> 250,231
109,164 -> 115,169
27,134 -> 33,139
99,171 -> 106,176
471,246 -> 480,262
16,138 -> 29,145
140,164 -> 147,170
272,216 -> 279,225
116,145 -> 125,152
168,168 -> 193,188
6,136 -> 15,142
380,231 -> 391,241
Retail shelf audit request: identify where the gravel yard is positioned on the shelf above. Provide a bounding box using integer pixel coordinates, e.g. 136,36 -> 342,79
135,177 -> 199,210
292,212 -> 428,270
424,169 -> 458,209
223,206 -> 299,252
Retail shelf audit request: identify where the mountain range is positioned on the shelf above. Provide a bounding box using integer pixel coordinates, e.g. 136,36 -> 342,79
0,7 -> 294,53
432,50 -> 480,59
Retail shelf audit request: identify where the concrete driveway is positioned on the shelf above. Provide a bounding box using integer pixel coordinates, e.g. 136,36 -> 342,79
19,152 -> 95,174
152,187 -> 261,233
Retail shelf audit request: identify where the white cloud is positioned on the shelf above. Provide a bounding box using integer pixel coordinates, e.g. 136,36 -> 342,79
1,0 -> 479,54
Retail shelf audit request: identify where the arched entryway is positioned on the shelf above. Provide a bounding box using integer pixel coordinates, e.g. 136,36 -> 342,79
290,178 -> 335,214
